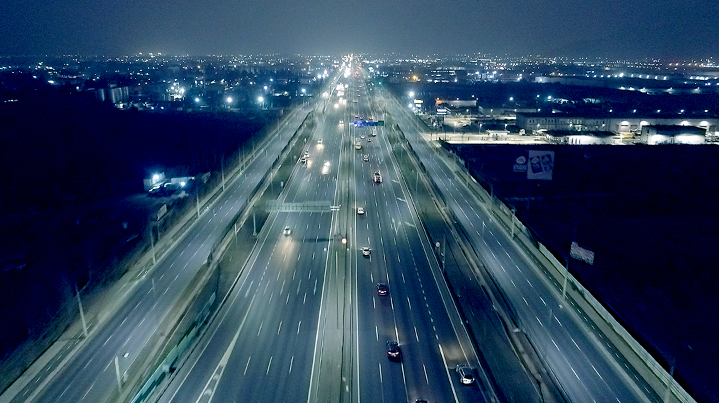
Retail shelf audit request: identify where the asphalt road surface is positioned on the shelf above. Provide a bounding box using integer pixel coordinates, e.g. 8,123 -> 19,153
378,80 -> 654,402
157,62 -> 489,403
19,105 -> 311,403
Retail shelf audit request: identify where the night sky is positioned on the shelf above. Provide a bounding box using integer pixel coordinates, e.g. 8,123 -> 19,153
1,0 -> 718,58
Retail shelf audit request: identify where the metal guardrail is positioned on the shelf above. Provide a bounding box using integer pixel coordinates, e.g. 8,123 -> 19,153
402,113 -> 695,403
124,111 -> 315,403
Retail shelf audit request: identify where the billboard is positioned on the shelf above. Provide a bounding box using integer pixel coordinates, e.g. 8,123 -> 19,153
527,150 -> 555,180
570,241 -> 595,265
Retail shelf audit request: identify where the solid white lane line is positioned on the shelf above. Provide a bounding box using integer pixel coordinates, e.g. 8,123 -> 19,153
437,344 -> 460,402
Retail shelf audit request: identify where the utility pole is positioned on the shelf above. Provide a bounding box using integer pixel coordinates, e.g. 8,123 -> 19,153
196,192 -> 200,218
252,210 -> 257,236
510,208 -> 516,238
562,260 -> 569,299
149,228 -> 157,265
221,157 -> 226,192
75,284 -> 88,338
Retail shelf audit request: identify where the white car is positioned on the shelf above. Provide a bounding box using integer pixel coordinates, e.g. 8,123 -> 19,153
357,207 -> 365,215
361,247 -> 371,256
455,364 -> 475,385
283,226 -> 291,235
318,139 -> 323,144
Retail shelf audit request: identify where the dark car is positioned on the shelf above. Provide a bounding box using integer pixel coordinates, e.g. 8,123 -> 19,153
376,283 -> 389,296
386,340 -> 401,361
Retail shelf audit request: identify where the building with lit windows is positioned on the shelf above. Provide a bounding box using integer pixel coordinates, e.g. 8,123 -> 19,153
516,113 -> 718,137
640,125 -> 706,144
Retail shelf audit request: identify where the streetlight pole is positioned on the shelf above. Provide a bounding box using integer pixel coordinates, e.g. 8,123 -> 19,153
149,228 -> 157,264
510,208 -> 516,238
75,284 -> 88,338
220,157 -> 225,192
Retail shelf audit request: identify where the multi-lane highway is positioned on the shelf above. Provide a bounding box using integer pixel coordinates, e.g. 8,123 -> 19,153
15,58 -> 649,403
156,63 -> 490,403
14,105 -> 311,403
378,78 -> 654,402
348,76 -> 487,403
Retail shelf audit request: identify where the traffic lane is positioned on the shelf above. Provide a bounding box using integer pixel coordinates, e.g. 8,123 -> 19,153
370,108 -> 491,401
166,210 -> 330,403
67,108 -> 300,400
158,271 -> 261,403
353,151 -> 409,403
392,103 -> 640,402
36,228 -> 218,402
358,81 -> 464,400
214,235 -> 324,403
374,191 -> 484,402
219,138 -> 338,400
356,277 -> 409,403
354,217 -> 405,403
467,221 -> 629,402
398,221 -> 488,402
357,171 -> 466,402
420,157 -> 632,402
156,106 -> 334,400
162,211 -> 290,402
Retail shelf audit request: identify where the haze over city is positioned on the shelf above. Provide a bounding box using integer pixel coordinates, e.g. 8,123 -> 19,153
1,1 -> 719,403
2,0 -> 719,58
